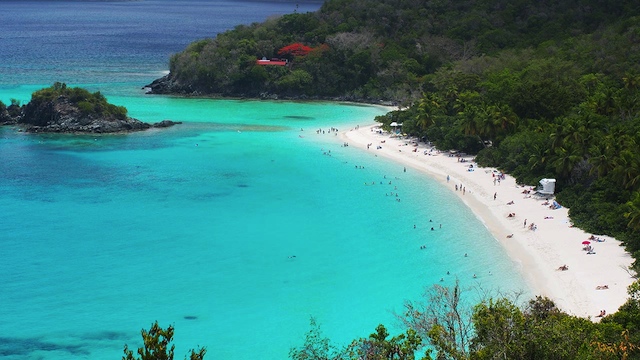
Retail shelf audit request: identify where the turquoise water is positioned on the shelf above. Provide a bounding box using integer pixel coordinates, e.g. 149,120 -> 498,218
0,1 -> 529,359
0,96 -> 529,359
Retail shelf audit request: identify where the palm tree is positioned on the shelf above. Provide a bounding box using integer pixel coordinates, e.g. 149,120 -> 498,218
588,142 -> 613,177
549,121 -> 569,151
552,143 -> 582,180
594,87 -> 617,116
612,149 -> 640,190
454,91 -> 482,137
528,144 -> 550,173
625,192 -> 640,231
415,93 -> 442,133
488,104 -> 517,146
475,103 -> 495,140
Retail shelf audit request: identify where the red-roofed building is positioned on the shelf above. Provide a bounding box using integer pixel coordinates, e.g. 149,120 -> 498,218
256,57 -> 288,66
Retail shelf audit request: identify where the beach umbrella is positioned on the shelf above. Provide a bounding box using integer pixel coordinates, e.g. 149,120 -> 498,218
582,240 -> 591,245
389,122 -> 400,135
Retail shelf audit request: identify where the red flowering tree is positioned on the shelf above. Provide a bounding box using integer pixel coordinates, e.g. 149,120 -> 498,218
278,43 -> 313,57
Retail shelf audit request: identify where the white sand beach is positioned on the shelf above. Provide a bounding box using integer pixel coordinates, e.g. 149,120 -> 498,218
339,123 -> 635,319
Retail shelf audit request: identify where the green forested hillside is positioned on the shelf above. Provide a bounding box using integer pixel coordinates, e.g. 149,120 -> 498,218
158,0 -> 638,103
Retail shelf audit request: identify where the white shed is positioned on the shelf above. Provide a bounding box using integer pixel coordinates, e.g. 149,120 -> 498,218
538,178 -> 556,195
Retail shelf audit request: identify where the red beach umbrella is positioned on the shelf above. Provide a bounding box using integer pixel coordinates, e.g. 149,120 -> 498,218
582,240 -> 591,245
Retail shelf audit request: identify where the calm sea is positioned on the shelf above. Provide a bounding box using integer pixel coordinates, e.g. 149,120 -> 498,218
0,1 -> 528,359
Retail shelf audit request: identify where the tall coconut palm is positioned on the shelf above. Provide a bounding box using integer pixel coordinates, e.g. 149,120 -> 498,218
550,121 -> 569,151
612,149 -> 640,190
528,143 -> 550,173
489,104 -> 518,145
454,91 -> 482,137
475,103 -> 495,140
625,191 -> 640,231
552,143 -> 582,180
588,139 -> 615,177
415,93 -> 442,133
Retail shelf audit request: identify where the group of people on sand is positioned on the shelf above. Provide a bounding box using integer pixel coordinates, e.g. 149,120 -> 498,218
454,184 -> 466,194
316,127 -> 339,134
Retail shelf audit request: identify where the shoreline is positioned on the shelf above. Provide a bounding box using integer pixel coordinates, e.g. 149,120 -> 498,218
338,123 -> 634,319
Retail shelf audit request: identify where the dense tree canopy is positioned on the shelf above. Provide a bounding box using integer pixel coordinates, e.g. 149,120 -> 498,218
162,0 -> 639,104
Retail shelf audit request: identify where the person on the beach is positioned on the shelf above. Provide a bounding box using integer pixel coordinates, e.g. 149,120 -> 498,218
493,192 -> 497,200
447,175 -> 450,183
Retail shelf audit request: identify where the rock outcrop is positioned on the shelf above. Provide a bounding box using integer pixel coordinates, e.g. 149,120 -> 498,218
144,74 -> 195,95
18,96 -> 150,133
152,119 -> 182,128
